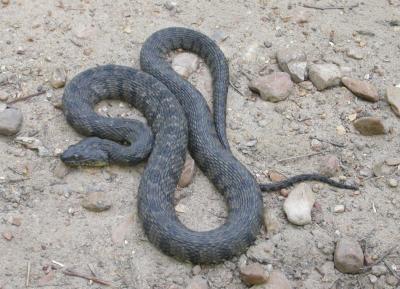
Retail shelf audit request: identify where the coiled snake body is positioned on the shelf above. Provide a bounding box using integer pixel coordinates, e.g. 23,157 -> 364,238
61,27 -> 356,264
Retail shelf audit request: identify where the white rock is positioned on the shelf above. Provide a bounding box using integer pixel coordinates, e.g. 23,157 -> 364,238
283,183 -> 315,225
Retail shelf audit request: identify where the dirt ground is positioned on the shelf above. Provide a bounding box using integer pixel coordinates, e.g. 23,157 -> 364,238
1,0 -> 400,288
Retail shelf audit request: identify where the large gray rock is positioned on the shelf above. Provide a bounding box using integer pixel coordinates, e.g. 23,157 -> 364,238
308,64 -> 341,90
0,107 -> 23,136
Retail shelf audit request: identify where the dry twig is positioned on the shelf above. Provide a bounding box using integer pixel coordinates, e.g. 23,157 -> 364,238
302,3 -> 359,10
63,268 -> 114,287
26,261 -> 31,287
7,90 -> 46,104
277,152 -> 323,163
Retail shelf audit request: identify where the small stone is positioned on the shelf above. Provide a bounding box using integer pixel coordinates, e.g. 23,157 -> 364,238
283,183 -> 315,225
371,265 -> 388,276
247,241 -> 274,263
386,86 -> 400,117
263,210 -> 280,235
388,178 -> 398,187
346,48 -> 364,60
186,276 -> 208,289
353,117 -> 385,135
268,170 -> 286,182
175,203 -> 186,213
192,265 -> 201,275
276,48 -> 307,82
53,161 -> 70,179
369,274 -> 378,284
50,67 -> 67,89
249,72 -> 293,102
291,9 -> 311,24
385,157 -> 400,166
16,47 -> 25,55
0,91 -> 8,101
342,77 -> 379,102
73,24 -> 93,39
2,231 -> 13,241
334,238 -> 364,274
286,61 -> 308,83
0,108 -> 23,136
178,154 -> 195,188
81,191 -> 112,212
50,93 -> 63,109
172,53 -> 200,79
239,263 -> 269,285
15,136 -> 50,156
263,41 -> 272,48
333,204 -> 345,213
386,274 -> 398,286
336,125 -> 347,135
319,155 -> 340,177
1,0 -> 10,5
310,138 -> 323,151
164,0 -> 178,10
251,271 -> 291,289
308,63 -> 341,90
9,216 -> 22,226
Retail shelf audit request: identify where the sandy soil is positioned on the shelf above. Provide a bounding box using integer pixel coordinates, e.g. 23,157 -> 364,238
1,0 -> 400,288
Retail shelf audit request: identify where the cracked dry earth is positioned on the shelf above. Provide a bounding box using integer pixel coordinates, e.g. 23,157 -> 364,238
1,0 -> 400,289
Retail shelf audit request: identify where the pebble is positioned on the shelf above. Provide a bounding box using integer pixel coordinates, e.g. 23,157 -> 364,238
15,136 -> 50,157
249,72 -> 293,102
310,138 -> 323,151
178,154 -> 195,188
386,86 -> 400,117
346,47 -> 364,60
0,108 -> 23,136
2,231 -> 13,241
251,271 -> 292,289
247,241 -> 275,263
371,265 -> 388,276
308,63 -> 341,90
1,0 -> 10,5
341,77 -> 379,102
283,183 -> 315,225
353,117 -> 385,135
164,0 -> 178,10
172,53 -> 199,79
263,210 -> 280,235
239,263 -> 269,285
336,125 -> 347,136
0,91 -> 8,101
192,265 -> 201,275
334,238 -> 364,274
276,48 -> 307,82
333,204 -> 345,213
318,155 -> 340,177
388,178 -> 398,187
385,157 -> 400,166
50,67 -> 67,89
53,161 -> 70,179
268,170 -> 286,182
386,275 -> 398,286
186,277 -> 208,289
81,191 -> 112,212
8,216 -> 22,226
368,274 -> 378,284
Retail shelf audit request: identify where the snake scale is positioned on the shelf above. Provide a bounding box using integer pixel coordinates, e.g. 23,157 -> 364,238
61,27 -> 356,264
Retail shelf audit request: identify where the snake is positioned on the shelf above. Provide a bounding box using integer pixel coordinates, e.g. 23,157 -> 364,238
61,27 -> 357,264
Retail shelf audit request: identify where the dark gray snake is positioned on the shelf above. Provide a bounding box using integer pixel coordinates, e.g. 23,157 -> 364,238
61,27 -> 357,264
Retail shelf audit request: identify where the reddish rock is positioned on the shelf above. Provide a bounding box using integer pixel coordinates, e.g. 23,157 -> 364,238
342,77 -> 379,102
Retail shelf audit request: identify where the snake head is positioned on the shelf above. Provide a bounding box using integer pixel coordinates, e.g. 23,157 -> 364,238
61,137 -> 109,167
